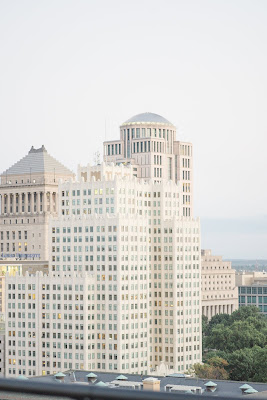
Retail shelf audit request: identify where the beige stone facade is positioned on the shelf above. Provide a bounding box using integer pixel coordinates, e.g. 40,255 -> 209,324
4,113 -> 202,378
6,161 -> 202,377
0,146 -> 74,261
0,315 -> 5,376
201,249 -> 238,320
103,113 -> 193,217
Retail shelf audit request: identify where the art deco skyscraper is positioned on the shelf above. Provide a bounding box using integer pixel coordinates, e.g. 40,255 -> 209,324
5,113 -> 201,377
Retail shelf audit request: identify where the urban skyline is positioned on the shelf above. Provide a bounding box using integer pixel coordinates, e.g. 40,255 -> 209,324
1,1 -> 267,259
1,113 -> 265,380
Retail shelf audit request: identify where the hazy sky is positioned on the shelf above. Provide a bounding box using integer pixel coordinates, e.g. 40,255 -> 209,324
0,0 -> 266,258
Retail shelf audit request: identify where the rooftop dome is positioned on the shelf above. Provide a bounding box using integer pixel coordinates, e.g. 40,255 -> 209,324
122,112 -> 173,126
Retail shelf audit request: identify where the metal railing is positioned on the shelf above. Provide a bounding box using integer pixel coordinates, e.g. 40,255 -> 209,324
0,378 -> 261,400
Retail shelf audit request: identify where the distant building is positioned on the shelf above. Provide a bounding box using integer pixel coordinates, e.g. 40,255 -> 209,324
236,271 -> 267,315
0,146 -> 74,261
201,250 -> 238,320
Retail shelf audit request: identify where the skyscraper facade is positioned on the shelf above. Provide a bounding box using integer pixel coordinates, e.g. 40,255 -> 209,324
5,113 -> 201,377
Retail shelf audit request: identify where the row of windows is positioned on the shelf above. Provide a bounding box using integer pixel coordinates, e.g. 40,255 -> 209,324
2,218 -> 35,225
52,226 -> 117,234
62,197 -> 114,206
239,286 -> 267,294
239,295 -> 267,304
62,207 -> 115,216
0,231 -> 27,240
52,235 -> 117,243
123,127 -> 174,140
107,143 -> 122,156
62,188 -> 115,197
1,242 -> 28,252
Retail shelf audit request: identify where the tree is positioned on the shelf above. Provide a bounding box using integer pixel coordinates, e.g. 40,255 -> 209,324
208,356 -> 228,369
202,315 -> 209,336
202,315 -> 209,352
203,306 -> 267,382
207,313 -> 231,335
206,320 -> 266,353
192,360 -> 229,380
227,348 -> 255,381
251,346 -> 267,383
230,305 -> 262,322
203,350 -> 228,363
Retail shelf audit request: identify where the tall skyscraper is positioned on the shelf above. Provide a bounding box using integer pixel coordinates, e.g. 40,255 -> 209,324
5,113 -> 201,377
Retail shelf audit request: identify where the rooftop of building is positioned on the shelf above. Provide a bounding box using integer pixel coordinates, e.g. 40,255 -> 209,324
122,112 -> 174,126
1,146 -> 74,177
30,371 -> 267,398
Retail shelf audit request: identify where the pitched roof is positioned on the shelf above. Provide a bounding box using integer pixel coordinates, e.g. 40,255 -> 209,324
2,146 -> 73,176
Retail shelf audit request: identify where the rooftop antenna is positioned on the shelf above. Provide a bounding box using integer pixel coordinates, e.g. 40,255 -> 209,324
94,151 -> 100,165
105,118 -> 107,141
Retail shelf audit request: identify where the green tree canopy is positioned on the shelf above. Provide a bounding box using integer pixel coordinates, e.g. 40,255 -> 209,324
206,320 -> 267,352
227,346 -> 267,382
229,305 -> 262,322
203,306 -> 267,382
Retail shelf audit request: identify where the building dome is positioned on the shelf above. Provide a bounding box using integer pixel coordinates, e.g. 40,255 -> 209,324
122,112 -> 173,126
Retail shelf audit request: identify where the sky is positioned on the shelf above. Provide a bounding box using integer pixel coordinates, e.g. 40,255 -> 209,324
0,0 -> 266,258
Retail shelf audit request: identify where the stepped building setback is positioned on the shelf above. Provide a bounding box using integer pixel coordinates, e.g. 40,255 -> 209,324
0,146 -> 74,261
104,113 -> 193,217
201,250 -> 238,319
4,113 -> 202,378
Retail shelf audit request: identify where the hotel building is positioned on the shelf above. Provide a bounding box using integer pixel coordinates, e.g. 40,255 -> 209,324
5,113 -> 202,377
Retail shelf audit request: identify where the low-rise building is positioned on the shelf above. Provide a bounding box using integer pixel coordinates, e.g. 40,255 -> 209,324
201,250 -> 238,320
236,271 -> 267,315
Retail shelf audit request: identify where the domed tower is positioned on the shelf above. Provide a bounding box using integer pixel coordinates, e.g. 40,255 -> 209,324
104,112 -> 193,216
